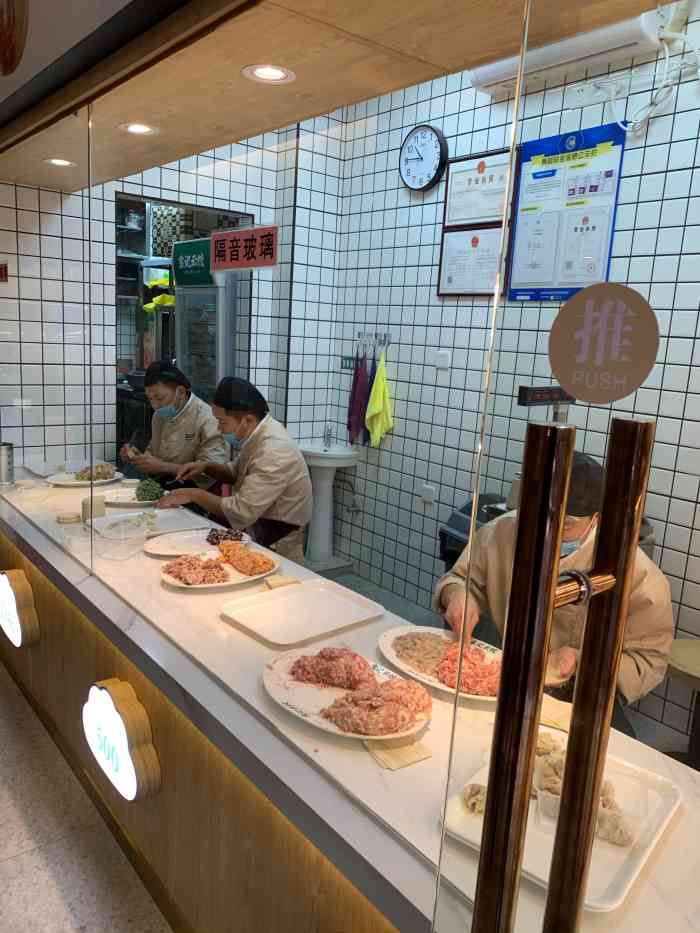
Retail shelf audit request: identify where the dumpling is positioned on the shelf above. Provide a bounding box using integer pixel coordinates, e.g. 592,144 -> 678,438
536,732 -> 564,757
534,751 -> 566,795
462,783 -> 487,814
597,808 -> 634,847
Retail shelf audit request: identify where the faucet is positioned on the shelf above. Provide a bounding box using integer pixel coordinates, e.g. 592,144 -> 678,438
323,424 -> 334,448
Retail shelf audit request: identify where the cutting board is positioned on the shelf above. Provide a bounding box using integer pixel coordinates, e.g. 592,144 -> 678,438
220,579 -> 383,648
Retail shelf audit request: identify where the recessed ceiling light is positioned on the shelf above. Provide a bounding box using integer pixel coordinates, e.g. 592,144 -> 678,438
241,64 -> 296,84
44,158 -> 76,167
119,123 -> 159,136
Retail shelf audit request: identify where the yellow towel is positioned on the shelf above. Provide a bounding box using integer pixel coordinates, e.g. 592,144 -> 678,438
365,352 -> 394,448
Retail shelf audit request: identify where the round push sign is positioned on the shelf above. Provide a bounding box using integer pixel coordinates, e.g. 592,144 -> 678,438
548,283 -> 659,405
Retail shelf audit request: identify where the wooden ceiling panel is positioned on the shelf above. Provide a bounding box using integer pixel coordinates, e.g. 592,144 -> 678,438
0,0 -> 658,190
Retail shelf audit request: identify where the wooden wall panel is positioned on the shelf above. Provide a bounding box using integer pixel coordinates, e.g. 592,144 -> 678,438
0,533 -> 398,933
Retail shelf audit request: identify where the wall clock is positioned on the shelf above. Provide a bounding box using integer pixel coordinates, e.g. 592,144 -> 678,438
399,124 -> 448,192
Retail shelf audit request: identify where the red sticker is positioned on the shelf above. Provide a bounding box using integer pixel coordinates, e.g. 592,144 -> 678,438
477,161 -> 486,174
471,236 -> 480,248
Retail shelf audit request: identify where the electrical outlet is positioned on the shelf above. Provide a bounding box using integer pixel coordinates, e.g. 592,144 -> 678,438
341,356 -> 355,370
419,483 -> 437,505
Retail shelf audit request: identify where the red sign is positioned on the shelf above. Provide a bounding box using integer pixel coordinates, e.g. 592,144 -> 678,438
211,226 -> 278,272
0,263 -> 8,283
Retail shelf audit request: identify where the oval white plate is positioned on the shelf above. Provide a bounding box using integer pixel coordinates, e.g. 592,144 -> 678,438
263,650 -> 430,741
161,549 -> 278,590
46,471 -> 123,487
145,529 -> 250,558
104,488 -> 158,508
378,624 -> 501,702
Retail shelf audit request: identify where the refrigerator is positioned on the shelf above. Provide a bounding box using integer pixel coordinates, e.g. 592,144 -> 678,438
172,238 -> 251,403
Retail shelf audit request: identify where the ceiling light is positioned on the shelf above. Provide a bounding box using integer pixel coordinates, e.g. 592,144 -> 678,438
120,123 -> 158,136
45,158 -> 76,167
241,64 -> 296,84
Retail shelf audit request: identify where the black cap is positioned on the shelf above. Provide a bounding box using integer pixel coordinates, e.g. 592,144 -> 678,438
213,377 -> 269,417
144,362 -> 190,390
566,452 -> 604,516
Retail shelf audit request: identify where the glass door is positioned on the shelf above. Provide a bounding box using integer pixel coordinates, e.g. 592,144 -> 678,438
175,286 -> 218,402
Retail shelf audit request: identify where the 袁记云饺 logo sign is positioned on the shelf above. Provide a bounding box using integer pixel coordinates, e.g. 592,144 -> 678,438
548,283 -> 659,405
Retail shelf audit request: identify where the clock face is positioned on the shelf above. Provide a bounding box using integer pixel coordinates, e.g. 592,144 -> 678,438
399,125 -> 448,192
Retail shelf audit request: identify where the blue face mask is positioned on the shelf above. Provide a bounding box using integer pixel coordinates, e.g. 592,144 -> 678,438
156,404 -> 178,422
224,433 -> 246,451
560,538 -> 583,558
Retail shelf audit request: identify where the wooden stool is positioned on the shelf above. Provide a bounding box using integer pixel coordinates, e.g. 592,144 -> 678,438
667,638 -> 700,770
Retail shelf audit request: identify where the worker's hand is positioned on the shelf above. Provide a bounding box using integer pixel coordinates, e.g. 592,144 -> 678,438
549,646 -> 578,680
154,489 -> 193,509
130,453 -> 163,473
119,443 -> 138,462
445,592 -> 480,643
176,461 -> 206,482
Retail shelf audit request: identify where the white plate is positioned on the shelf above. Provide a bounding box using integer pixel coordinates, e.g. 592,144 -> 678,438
263,650 -> 430,741
144,529 -> 250,558
221,579 -> 383,648
378,624 -> 501,702
444,743 -> 682,912
103,487 -> 158,508
46,471 -> 123,487
161,549 -> 279,590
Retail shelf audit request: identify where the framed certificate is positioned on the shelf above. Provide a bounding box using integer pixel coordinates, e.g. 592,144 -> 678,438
444,148 -> 510,227
437,225 -> 503,297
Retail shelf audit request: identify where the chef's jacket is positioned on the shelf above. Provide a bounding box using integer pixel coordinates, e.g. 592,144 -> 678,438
221,416 -> 313,532
146,394 -> 227,487
433,511 -> 673,705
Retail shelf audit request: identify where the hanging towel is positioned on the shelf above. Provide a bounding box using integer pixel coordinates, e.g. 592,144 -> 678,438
362,352 -> 377,447
349,353 -> 369,444
365,352 -> 394,448
346,350 -> 361,442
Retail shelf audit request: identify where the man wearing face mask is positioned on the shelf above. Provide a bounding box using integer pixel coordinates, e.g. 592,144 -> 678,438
155,377 -> 312,563
432,452 -> 673,731
119,362 -> 227,489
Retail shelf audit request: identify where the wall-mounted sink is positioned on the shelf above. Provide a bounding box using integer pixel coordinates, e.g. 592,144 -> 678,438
301,442 -> 358,569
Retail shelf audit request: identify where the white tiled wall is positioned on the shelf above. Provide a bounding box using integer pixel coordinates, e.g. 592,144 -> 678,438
287,20 -> 700,737
0,129 -> 296,465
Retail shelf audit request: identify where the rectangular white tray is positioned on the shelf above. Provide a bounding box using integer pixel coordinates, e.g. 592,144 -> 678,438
220,579 -> 383,648
444,755 -> 681,912
89,509 -> 210,540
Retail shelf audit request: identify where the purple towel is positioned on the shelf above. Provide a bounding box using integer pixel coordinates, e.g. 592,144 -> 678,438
362,353 -> 377,446
349,354 -> 369,444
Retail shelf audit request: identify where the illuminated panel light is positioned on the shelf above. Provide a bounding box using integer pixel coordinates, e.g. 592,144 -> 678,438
44,158 -> 76,167
119,123 -> 159,135
241,64 -> 296,84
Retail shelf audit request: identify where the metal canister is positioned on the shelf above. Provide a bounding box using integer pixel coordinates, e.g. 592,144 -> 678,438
0,442 -> 15,486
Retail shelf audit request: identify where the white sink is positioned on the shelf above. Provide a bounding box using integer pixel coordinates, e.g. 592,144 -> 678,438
301,442 -> 358,568
300,442 -> 359,470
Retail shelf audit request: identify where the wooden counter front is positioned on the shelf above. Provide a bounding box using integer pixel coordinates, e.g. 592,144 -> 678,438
0,532 -> 397,933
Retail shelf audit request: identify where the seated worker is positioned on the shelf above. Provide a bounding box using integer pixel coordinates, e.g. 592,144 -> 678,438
433,452 -> 673,732
155,377 -> 313,563
119,362 -> 227,491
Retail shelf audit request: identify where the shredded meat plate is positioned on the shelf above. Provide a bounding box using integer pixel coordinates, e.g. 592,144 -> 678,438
321,679 -> 431,735
290,647 -> 377,690
163,555 -> 228,586
218,541 -> 275,576
436,642 -> 501,696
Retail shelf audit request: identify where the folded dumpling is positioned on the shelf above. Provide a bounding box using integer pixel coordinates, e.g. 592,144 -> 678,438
462,783 -> 487,814
597,808 -> 634,847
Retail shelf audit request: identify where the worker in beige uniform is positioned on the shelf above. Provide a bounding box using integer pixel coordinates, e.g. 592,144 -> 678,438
119,362 -> 227,491
155,377 -> 313,564
433,452 -> 673,735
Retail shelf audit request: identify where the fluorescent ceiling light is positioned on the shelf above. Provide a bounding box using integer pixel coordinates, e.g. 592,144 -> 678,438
45,158 -> 76,167
120,123 -> 158,135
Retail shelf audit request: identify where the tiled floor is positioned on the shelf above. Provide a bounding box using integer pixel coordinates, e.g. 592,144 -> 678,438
0,663 -> 173,933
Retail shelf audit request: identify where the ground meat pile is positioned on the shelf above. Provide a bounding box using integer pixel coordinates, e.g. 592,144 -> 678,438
392,631 -> 447,677
321,679 -> 432,736
290,647 -> 377,690
436,642 -> 501,696
206,528 -> 244,546
163,555 -> 228,586
218,540 -> 275,576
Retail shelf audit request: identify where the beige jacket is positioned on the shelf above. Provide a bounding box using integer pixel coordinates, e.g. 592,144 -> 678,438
433,512 -> 673,704
221,417 -> 313,531
147,394 -> 227,488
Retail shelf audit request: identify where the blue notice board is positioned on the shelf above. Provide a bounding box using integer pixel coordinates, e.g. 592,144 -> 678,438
508,123 -> 626,302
